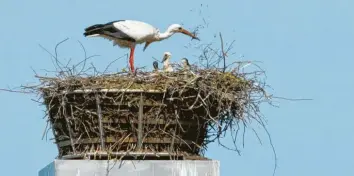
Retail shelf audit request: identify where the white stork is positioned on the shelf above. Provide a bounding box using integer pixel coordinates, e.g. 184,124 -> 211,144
162,52 -> 174,72
153,61 -> 159,72
83,20 -> 199,72
181,57 -> 191,71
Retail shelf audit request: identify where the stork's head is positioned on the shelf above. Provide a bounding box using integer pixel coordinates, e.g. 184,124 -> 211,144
162,52 -> 172,63
153,61 -> 159,70
168,24 -> 200,41
181,58 -> 190,66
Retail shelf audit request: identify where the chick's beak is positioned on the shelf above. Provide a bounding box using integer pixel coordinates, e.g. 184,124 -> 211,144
180,28 -> 200,41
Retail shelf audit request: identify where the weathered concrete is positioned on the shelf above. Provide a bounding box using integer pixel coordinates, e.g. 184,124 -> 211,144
39,159 -> 220,176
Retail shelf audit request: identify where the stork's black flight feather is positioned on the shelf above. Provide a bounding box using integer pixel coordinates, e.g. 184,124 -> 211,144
83,20 -> 136,42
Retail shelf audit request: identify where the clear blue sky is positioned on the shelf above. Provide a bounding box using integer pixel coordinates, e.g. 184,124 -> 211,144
1,0 -> 354,175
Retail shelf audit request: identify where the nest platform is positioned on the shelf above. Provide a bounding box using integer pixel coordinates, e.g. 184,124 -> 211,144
38,69 -> 258,160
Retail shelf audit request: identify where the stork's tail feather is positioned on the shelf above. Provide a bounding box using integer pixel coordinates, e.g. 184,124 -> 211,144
83,24 -> 105,37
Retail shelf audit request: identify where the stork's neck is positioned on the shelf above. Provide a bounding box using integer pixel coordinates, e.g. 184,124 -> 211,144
163,59 -> 169,65
156,27 -> 175,41
163,59 -> 170,68
156,32 -> 173,41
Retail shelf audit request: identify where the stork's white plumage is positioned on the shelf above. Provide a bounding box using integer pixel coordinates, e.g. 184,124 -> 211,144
83,20 -> 199,72
162,52 -> 174,72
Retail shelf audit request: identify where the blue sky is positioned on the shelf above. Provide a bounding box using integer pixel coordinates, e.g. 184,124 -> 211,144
1,0 -> 354,175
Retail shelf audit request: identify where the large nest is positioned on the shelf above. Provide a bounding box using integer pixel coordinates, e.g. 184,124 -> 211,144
22,37 -> 271,160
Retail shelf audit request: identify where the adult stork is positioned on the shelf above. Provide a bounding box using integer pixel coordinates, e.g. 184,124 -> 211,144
83,20 -> 199,72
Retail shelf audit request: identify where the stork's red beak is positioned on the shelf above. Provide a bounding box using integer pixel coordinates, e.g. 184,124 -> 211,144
180,29 -> 200,41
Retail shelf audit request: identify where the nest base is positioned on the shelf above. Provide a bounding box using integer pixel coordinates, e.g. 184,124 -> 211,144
61,152 -> 209,160
36,69 -> 261,161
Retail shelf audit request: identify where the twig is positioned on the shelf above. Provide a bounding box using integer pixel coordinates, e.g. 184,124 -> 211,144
219,32 -> 226,72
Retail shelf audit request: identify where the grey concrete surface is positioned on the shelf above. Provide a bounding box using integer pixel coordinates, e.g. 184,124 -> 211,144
39,159 -> 220,176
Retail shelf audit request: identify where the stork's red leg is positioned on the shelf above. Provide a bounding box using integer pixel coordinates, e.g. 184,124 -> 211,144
129,46 -> 135,72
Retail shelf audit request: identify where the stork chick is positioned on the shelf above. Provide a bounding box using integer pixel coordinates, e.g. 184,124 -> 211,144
181,58 -> 191,71
162,52 -> 174,72
153,61 -> 159,72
